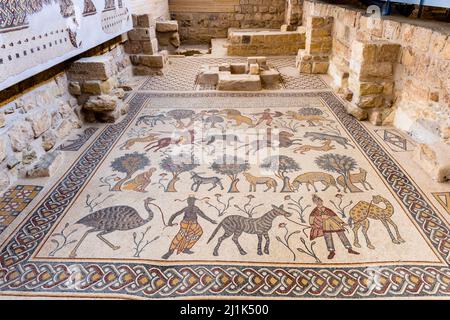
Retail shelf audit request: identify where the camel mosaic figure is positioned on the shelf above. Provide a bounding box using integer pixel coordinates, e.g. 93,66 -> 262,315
208,204 -> 292,256
348,195 -> 405,249
242,172 -> 278,192
292,172 -> 340,192
337,168 -> 373,193
69,198 -> 155,257
190,172 -> 224,192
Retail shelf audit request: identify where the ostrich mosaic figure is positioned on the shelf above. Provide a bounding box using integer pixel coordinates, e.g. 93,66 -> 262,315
69,198 -> 155,258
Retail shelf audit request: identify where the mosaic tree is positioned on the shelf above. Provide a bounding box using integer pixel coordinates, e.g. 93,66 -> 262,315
260,155 -> 300,193
315,153 -> 362,193
211,156 -> 250,193
160,156 -> 198,192
110,152 -> 150,191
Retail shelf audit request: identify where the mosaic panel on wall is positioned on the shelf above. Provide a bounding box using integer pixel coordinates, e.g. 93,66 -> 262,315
0,0 -> 132,91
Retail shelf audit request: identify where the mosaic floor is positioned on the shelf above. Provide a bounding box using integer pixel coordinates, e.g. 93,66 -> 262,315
0,56 -> 449,299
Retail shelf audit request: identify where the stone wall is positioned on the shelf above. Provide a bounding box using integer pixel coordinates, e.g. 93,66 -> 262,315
302,0 -> 450,146
228,28 -> 306,56
170,0 -> 290,43
0,42 -> 130,194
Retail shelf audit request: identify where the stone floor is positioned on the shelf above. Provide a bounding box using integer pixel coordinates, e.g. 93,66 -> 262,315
0,56 -> 449,299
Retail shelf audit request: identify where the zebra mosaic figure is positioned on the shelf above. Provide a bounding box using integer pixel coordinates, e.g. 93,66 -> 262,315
207,204 -> 292,256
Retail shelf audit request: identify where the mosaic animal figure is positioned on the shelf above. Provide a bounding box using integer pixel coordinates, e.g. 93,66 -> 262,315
286,111 -> 332,126
135,114 -> 167,127
145,136 -> 183,152
122,168 -> 157,192
207,205 -> 292,256
190,172 -> 224,192
119,133 -> 160,150
337,168 -> 373,193
348,195 -> 405,249
304,132 -> 354,149
292,172 -> 340,192
242,172 -> 278,192
293,140 -> 335,154
221,109 -> 254,126
69,198 -> 155,258
242,131 -> 301,155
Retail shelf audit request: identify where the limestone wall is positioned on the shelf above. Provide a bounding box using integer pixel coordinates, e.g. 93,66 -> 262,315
169,0 -> 290,43
0,43 -> 130,193
302,0 -> 450,145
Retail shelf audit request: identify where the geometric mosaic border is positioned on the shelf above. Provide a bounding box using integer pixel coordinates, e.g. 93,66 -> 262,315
0,92 -> 448,299
0,185 -> 43,235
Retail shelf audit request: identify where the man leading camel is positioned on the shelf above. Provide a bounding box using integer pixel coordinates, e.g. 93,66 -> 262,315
309,194 -> 359,259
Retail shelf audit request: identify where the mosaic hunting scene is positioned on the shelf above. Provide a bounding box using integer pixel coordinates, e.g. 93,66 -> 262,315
0,0 -> 449,300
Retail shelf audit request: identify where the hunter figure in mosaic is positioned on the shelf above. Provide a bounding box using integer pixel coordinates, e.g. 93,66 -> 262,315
162,195 -> 217,259
309,195 -> 359,260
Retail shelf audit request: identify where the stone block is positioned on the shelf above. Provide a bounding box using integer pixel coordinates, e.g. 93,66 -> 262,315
413,143 -> 450,183
130,53 -> 167,68
142,39 -> 159,55
156,20 -> 179,33
197,70 -> 220,86
27,110 -> 51,138
349,78 -> 384,96
68,82 -> 81,96
0,135 -> 6,163
377,43 -> 401,63
8,121 -> 34,152
230,63 -> 247,74
128,27 -> 156,41
353,94 -> 385,109
249,63 -> 260,75
260,69 -> 281,85
42,130 -> 57,151
248,56 -> 267,67
27,151 -> 63,178
217,73 -> 262,91
84,95 -> 119,112
136,14 -> 155,28
343,102 -> 368,121
157,31 -> 181,48
56,119 -> 73,139
81,80 -> 103,95
68,56 -> 115,81
219,63 -> 231,72
312,61 -> 329,74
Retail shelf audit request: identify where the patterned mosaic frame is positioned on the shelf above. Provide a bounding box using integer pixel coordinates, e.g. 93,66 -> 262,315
0,92 -> 448,299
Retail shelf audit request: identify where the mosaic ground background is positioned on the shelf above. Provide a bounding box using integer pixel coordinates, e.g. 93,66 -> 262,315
0,56 -> 449,299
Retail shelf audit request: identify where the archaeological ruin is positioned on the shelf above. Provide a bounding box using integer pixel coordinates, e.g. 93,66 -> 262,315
0,0 -> 448,302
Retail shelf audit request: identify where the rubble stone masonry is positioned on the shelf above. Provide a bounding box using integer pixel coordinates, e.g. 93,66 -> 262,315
302,0 -> 450,146
170,0 -> 292,43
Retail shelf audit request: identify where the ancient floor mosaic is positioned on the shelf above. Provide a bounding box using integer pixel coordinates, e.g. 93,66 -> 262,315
0,72 -> 449,299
